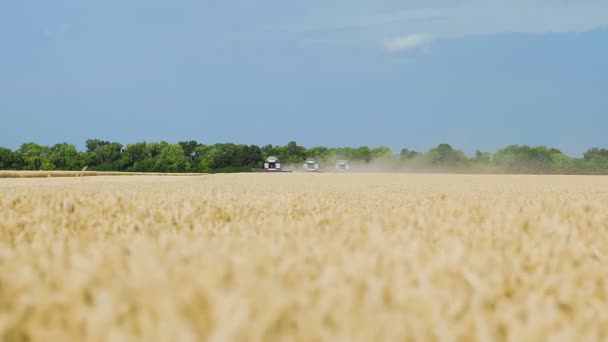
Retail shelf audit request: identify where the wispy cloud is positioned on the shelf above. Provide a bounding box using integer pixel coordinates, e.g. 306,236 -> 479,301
384,33 -> 434,52
224,1 -> 608,50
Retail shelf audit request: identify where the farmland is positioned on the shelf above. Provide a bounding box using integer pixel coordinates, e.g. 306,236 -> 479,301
0,171 -> 207,179
1,173 -> 608,341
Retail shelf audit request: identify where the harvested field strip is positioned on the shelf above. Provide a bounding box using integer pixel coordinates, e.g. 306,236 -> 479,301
0,171 -> 207,178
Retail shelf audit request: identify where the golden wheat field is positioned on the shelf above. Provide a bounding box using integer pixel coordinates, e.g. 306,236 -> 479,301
1,173 -> 608,342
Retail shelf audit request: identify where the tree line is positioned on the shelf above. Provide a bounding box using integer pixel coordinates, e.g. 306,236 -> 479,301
1,139 -> 608,174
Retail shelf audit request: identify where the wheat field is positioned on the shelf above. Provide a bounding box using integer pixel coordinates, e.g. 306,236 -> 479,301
0,171 -> 207,179
1,173 -> 607,342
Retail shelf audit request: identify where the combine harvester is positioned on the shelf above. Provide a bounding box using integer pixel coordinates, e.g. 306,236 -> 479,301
250,156 -> 351,173
250,156 -> 294,173
336,159 -> 350,172
264,156 -> 282,172
303,157 -> 319,172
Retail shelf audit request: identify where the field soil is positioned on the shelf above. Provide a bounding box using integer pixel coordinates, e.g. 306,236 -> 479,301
1,174 -> 608,341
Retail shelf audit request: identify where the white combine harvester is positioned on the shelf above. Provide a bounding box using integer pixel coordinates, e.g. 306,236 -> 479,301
263,156 -> 282,172
303,157 -> 319,172
336,159 -> 350,172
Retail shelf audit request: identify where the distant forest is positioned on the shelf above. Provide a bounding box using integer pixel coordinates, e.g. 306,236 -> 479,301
1,139 -> 608,174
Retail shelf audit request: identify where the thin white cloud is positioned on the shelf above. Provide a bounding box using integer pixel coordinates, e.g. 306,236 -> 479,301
226,1 -> 608,49
384,33 -> 434,52
269,1 -> 608,36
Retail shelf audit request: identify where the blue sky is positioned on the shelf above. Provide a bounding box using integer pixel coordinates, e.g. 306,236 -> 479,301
1,1 -> 607,156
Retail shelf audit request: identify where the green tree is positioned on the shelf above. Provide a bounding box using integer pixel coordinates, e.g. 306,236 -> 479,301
493,145 -> 568,173
233,145 -> 262,168
400,148 -> 421,161
370,146 -> 393,160
354,146 -> 372,162
178,140 -> 199,161
193,145 -> 213,172
124,142 -> 148,164
146,142 -> 165,158
261,144 -> 284,161
285,141 -> 306,163
330,147 -> 347,160
85,139 -> 124,169
5,138 -> 608,175
426,144 -> 468,165
85,139 -> 107,165
153,144 -> 190,173
49,143 -> 81,170
0,147 -> 15,170
15,143 -> 53,170
474,150 -> 491,163
130,141 -> 168,172
306,146 -> 330,161
211,143 -> 238,169
583,148 -> 608,161
580,148 -> 608,174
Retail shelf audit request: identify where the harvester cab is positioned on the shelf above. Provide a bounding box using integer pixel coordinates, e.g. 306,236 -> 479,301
303,157 -> 319,172
336,160 -> 350,172
264,156 -> 282,172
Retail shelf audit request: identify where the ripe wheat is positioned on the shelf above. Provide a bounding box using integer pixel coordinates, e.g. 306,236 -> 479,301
1,173 -> 607,341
